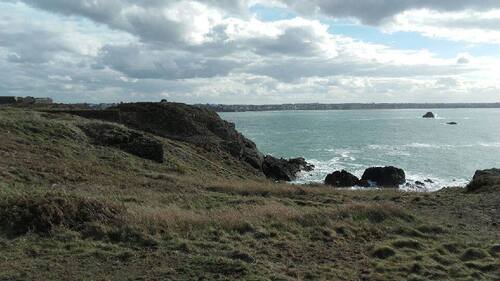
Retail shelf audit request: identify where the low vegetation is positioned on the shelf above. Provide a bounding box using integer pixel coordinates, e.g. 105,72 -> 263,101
0,107 -> 498,280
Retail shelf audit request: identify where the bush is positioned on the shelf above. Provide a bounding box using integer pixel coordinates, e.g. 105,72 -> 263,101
0,192 -> 123,236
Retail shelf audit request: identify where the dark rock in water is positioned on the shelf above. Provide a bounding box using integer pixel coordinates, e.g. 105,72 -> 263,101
324,170 -> 359,187
425,179 -> 434,183
446,122 -> 458,125
262,156 -> 314,181
466,168 -> 500,193
415,181 -> 425,186
361,166 -> 406,187
423,112 -> 435,118
288,157 -> 315,172
80,122 -> 164,163
358,180 -> 372,187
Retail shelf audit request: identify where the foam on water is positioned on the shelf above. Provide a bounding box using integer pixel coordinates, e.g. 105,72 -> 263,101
294,157 -> 470,191
221,108 -> 500,192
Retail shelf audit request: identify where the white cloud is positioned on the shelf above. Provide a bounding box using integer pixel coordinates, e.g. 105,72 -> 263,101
0,0 -> 499,104
384,9 -> 500,44
280,0 -> 500,24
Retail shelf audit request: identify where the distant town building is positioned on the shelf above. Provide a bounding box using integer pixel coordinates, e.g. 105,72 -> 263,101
0,96 -> 53,105
33,97 -> 53,104
0,96 -> 20,104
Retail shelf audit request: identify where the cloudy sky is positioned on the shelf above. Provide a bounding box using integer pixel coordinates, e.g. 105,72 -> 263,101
1,0 -> 500,104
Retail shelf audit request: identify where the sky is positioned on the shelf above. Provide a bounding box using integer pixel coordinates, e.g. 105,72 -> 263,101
1,0 -> 500,104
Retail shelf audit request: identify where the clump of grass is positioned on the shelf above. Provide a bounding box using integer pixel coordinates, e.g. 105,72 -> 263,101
128,201 -> 302,233
206,180 -> 310,197
0,110 -> 85,142
294,211 -> 332,227
464,261 -> 498,272
0,192 -> 123,236
227,250 -> 255,264
429,253 -> 455,266
407,273 -> 425,281
391,239 -> 423,250
194,256 -> 249,277
372,246 -> 396,259
441,242 -> 463,254
489,244 -> 500,257
416,224 -> 446,235
461,248 -> 489,261
392,226 -> 427,238
338,203 -> 414,223
106,225 -> 159,248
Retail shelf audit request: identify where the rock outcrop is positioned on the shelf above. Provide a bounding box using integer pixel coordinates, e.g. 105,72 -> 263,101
324,170 -> 359,187
71,103 -> 264,170
466,168 -> 500,193
79,122 -> 164,163
262,156 -> 314,181
361,166 -> 406,187
423,112 -> 435,118
60,102 -> 314,181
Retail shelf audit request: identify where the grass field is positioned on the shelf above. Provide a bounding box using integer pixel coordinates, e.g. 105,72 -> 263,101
0,107 -> 498,280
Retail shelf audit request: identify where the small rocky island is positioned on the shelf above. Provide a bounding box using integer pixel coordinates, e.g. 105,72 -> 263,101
422,112 -> 435,118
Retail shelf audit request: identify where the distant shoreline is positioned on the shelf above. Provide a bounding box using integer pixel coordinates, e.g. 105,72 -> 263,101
197,103 -> 500,112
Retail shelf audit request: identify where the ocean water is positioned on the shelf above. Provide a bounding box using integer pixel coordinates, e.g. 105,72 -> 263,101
220,109 -> 500,191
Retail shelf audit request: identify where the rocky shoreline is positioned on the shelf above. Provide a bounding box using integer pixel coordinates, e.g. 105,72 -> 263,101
46,102 -> 497,191
323,166 -> 499,192
48,102 -> 315,182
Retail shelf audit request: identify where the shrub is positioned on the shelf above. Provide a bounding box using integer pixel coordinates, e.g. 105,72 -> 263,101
0,192 -> 123,236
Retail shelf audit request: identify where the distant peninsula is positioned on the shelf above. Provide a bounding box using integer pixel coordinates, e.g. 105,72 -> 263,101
197,103 -> 500,112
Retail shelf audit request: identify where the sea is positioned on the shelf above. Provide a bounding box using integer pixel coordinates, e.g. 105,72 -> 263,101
220,108 -> 500,191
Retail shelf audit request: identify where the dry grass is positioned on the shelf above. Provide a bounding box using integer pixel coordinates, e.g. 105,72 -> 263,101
206,180 -> 309,196
337,202 -> 415,223
127,201 -> 304,232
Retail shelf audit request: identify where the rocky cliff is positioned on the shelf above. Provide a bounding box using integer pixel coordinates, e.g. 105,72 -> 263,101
51,102 -> 311,181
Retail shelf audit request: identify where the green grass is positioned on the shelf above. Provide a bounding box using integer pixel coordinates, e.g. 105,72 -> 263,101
0,107 -> 498,280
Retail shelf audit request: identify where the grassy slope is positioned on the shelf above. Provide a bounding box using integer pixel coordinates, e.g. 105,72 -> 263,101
0,107 -> 498,281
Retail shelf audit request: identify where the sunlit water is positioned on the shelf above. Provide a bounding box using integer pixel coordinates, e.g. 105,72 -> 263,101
220,109 -> 500,191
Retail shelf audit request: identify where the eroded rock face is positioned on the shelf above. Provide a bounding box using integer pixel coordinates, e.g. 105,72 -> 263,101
466,169 -> 500,193
361,166 -> 406,187
79,123 -> 164,163
262,156 -> 314,181
61,102 -> 315,181
423,112 -> 435,118
109,103 -> 264,170
324,170 -> 359,187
